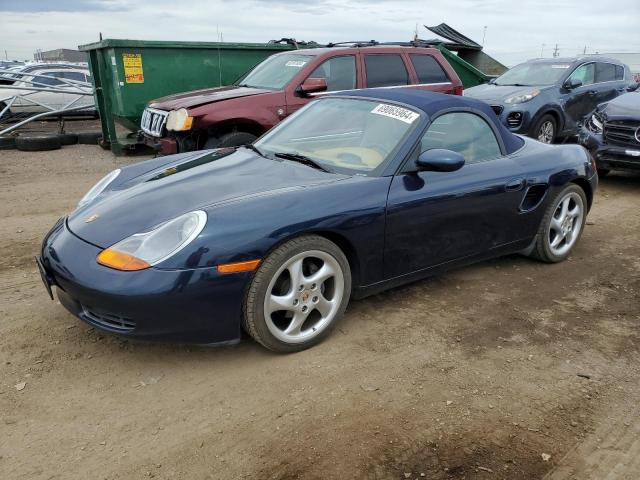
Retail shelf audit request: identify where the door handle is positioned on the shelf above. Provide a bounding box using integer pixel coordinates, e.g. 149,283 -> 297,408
587,90 -> 597,96
505,178 -> 526,192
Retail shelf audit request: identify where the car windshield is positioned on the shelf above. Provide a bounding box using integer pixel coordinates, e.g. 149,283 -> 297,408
495,62 -> 572,86
236,54 -> 314,90
255,97 -> 420,175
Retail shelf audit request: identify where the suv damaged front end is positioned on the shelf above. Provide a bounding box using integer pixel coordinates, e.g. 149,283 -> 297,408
579,92 -> 640,173
139,106 -> 196,154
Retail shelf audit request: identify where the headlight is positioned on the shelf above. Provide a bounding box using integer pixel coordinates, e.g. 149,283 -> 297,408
77,169 -> 121,208
166,108 -> 193,131
97,211 -> 207,271
587,112 -> 603,134
504,89 -> 540,104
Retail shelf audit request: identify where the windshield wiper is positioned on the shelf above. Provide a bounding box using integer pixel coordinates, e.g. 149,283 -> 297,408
242,144 -> 266,157
495,83 -> 530,87
273,152 -> 332,172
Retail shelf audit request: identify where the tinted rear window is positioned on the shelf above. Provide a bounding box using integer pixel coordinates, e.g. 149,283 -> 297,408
364,54 -> 408,88
596,63 -> 617,83
410,54 -> 449,83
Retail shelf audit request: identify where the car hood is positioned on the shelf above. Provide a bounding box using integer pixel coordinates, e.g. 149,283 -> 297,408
148,85 -> 272,110
464,83 -> 550,103
68,148 -> 345,247
599,92 -> 640,121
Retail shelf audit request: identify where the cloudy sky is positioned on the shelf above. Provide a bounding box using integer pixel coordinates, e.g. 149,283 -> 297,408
0,0 -> 638,66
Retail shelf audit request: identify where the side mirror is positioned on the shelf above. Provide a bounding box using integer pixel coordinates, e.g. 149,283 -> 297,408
488,77 -> 496,85
563,78 -> 582,90
416,149 -> 465,172
298,77 -> 327,95
627,82 -> 639,92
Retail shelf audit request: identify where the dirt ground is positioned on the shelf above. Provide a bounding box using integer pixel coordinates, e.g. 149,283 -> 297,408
1,144 -> 639,480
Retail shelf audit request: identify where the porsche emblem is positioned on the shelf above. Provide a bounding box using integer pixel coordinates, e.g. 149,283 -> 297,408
85,214 -> 99,223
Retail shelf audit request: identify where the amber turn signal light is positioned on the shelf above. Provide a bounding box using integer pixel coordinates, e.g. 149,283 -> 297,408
97,249 -> 151,271
216,259 -> 261,274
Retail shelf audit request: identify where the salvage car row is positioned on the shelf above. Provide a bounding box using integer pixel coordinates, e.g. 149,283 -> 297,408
138,45 -> 638,159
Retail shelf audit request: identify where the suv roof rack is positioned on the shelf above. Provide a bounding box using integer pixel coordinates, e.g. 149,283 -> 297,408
325,39 -> 438,48
268,38 -> 322,49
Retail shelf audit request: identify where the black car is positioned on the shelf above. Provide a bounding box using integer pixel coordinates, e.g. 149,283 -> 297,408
579,89 -> 640,175
465,56 -> 633,143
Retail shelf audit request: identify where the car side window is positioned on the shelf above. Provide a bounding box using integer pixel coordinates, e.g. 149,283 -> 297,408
364,54 -> 409,88
420,112 -> 501,164
410,54 -> 449,83
595,63 -> 616,83
60,71 -> 87,83
308,56 -> 356,92
568,63 -> 595,86
614,65 -> 624,81
32,72 -> 64,86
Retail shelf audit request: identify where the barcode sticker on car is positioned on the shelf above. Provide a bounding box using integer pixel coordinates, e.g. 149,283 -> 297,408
285,60 -> 307,68
371,104 -> 420,124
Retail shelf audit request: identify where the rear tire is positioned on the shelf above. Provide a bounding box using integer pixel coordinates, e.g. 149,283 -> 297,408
204,131 -> 257,150
243,235 -> 351,353
532,114 -> 557,144
15,134 -> 61,152
530,184 -> 587,263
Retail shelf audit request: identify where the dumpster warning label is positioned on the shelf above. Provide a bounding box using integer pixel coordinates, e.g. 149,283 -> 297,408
123,53 -> 144,83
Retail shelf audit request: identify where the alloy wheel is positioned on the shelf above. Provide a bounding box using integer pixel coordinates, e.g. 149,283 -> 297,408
263,250 -> 345,344
538,120 -> 555,143
547,191 -> 584,256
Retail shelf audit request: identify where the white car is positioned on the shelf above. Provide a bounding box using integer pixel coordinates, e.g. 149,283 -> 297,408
0,64 -> 95,116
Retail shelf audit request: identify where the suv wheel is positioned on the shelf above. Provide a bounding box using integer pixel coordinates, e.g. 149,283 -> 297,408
533,114 -> 557,144
204,131 -> 257,149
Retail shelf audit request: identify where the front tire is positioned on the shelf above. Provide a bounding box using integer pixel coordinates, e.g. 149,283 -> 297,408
532,114 -> 557,144
530,184 -> 587,263
204,131 -> 257,149
243,235 -> 352,353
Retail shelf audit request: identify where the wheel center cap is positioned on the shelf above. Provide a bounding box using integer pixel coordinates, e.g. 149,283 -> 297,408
301,291 -> 310,303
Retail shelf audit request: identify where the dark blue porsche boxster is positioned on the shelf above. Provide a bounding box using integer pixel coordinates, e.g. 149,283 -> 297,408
38,89 -> 598,352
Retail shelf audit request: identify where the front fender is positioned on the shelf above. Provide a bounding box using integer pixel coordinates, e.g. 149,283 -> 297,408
156,176 -> 392,286
529,102 -> 565,134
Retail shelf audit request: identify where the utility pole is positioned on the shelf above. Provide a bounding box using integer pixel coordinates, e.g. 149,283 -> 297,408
540,43 -> 545,57
482,26 -> 487,46
552,43 -> 559,58
583,45 -> 587,54
4,50 -> 7,61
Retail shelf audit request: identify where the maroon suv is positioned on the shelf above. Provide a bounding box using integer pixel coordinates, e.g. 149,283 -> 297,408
140,45 -> 463,154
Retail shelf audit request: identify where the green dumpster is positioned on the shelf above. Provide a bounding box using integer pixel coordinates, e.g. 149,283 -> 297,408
78,39 -> 299,154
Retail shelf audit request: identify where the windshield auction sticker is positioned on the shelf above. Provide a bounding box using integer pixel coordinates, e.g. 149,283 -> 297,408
551,64 -> 570,69
285,60 -> 307,68
371,104 -> 420,124
123,53 -> 144,83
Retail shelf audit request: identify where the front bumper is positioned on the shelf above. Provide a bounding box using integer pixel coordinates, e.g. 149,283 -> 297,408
38,218 -> 249,344
138,131 -> 178,155
578,127 -> 640,171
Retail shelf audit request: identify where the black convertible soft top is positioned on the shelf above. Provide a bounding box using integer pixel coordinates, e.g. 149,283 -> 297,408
336,88 -> 525,155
